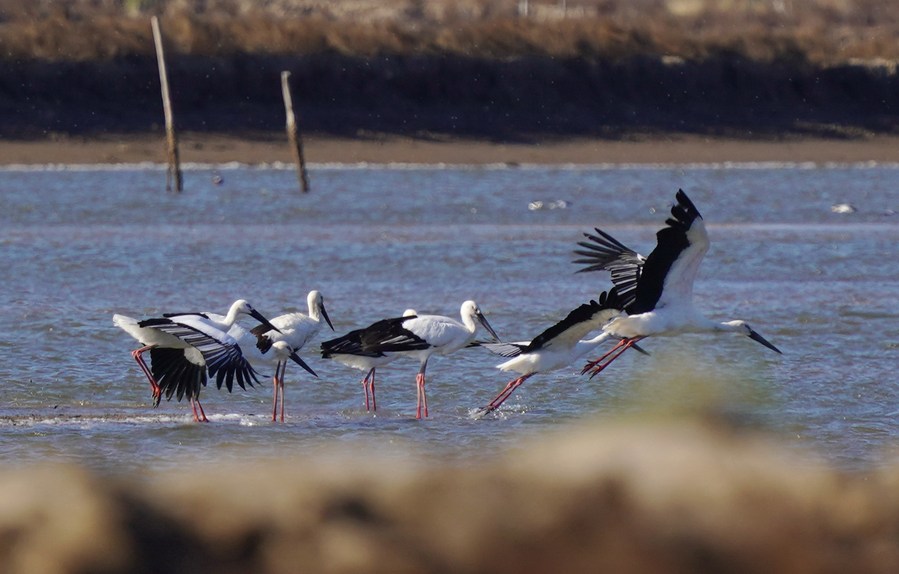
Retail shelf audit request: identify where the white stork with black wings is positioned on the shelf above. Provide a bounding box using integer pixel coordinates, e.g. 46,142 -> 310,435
474,288 -> 631,418
573,189 -> 782,378
113,299 -> 279,422
320,309 -> 418,412
358,301 -> 500,419
230,291 -> 333,422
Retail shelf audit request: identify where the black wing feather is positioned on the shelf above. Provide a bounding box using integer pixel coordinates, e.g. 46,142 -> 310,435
630,189 -> 702,314
250,323 -> 276,353
150,347 -> 206,403
321,325 -> 386,359
323,315 -> 431,356
160,312 -> 210,320
573,227 -> 644,309
573,189 -> 704,315
482,342 -> 528,358
526,288 -> 626,352
143,319 -> 260,391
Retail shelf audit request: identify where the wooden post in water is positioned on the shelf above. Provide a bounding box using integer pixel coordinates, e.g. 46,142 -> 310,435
151,16 -> 182,193
281,71 -> 310,193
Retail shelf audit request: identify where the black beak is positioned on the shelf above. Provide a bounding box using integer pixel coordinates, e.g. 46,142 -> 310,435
476,311 -> 501,343
289,351 -> 318,377
748,329 -> 782,354
249,308 -> 282,334
320,303 -> 335,331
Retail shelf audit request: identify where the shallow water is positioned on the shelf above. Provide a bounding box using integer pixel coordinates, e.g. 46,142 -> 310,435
1,161 -> 897,473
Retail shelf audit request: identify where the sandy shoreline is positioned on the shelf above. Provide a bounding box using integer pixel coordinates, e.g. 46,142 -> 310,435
3,132 -> 899,165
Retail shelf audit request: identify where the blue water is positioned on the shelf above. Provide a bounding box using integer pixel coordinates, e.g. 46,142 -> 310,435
1,161 -> 897,473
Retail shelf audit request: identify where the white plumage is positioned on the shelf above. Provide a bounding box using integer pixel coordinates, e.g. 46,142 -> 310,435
573,189 -> 782,378
320,309 -> 416,411
226,290 -> 333,421
360,300 -> 499,419
112,299 -> 278,422
474,290 -> 628,417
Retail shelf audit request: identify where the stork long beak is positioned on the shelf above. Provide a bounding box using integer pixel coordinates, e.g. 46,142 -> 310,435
748,329 -> 782,354
289,351 -> 318,377
320,303 -> 335,331
249,309 -> 282,334
476,311 -> 501,343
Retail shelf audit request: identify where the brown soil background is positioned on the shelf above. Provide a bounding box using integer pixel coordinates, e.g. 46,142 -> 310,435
5,132 -> 899,165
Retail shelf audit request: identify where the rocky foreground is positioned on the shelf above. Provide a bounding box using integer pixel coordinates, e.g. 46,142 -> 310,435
3,417 -> 898,574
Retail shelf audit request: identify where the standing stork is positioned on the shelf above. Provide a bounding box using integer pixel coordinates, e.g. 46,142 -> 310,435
320,309 -> 417,412
360,301 -> 500,419
226,292 -> 333,422
260,340 -> 315,423
113,299 -> 279,421
572,189 -> 782,378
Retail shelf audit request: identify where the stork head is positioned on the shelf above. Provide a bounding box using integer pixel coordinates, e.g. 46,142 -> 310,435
723,320 -> 782,354
462,300 -> 500,342
234,299 -> 281,334
307,290 -> 334,331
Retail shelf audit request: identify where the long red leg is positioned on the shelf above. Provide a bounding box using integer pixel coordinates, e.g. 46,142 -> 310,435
369,368 -> 377,411
131,345 -> 161,406
191,398 -> 209,422
272,361 -> 287,422
271,372 -> 279,422
580,339 -> 628,375
278,361 -> 286,423
582,337 -> 644,379
414,360 -> 430,419
415,372 -> 429,419
361,369 -> 372,411
479,373 -> 534,415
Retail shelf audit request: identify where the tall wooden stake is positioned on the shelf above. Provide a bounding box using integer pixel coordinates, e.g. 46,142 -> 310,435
281,71 -> 310,193
152,16 -> 182,193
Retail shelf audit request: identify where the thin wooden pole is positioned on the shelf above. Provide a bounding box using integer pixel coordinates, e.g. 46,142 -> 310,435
518,0 -> 529,17
281,71 -> 310,193
151,16 -> 182,193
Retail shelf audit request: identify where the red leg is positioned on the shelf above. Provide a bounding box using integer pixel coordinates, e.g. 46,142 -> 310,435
580,339 -> 628,375
271,373 -> 279,422
369,368 -> 377,411
361,369 -> 372,411
131,345 -> 161,406
415,372 -> 429,419
478,373 -> 534,416
278,361 -> 286,423
582,337 -> 644,379
191,398 -> 209,423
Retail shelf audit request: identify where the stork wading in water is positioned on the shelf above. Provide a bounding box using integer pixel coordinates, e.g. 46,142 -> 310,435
572,189 -> 782,378
226,320 -> 321,423
113,299 -> 279,421
227,291 -> 333,421
320,310 -> 417,412
474,288 -> 644,418
358,301 -> 500,419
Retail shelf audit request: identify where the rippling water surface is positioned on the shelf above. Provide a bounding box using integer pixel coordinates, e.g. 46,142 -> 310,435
1,161 -> 897,472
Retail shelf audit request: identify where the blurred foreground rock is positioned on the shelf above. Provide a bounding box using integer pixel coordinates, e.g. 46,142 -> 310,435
2,418 -> 898,573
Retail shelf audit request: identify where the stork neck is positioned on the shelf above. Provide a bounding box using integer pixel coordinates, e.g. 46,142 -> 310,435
461,312 -> 477,335
714,320 -> 744,333
307,292 -> 323,323
220,302 -> 242,327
